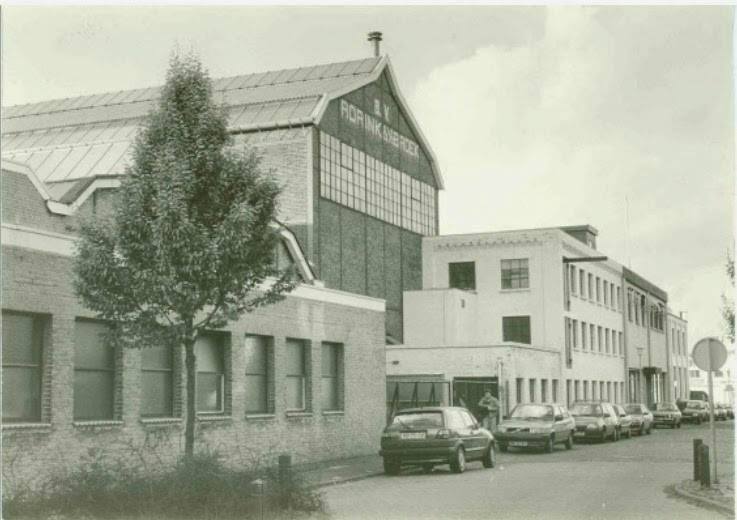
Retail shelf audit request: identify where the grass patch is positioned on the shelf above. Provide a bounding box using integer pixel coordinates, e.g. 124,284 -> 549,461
4,451 -> 324,519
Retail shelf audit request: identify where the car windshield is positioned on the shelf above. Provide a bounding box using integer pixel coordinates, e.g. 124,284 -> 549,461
389,412 -> 443,430
625,405 -> 642,414
570,404 -> 602,417
510,404 -> 554,420
653,403 -> 678,411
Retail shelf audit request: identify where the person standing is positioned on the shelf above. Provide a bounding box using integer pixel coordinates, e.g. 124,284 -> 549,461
478,391 -> 500,432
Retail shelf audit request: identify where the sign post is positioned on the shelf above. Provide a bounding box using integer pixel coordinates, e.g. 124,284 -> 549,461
692,337 -> 728,485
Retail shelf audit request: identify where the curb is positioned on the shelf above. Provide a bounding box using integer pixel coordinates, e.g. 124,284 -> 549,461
672,480 -> 735,516
308,470 -> 383,489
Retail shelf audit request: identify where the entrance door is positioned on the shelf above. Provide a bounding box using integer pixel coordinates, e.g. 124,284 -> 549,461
453,377 -> 498,422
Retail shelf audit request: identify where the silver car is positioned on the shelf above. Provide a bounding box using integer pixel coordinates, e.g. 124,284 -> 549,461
624,403 -> 653,435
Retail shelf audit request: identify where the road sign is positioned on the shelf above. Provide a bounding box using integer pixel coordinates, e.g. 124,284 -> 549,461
692,337 -> 728,372
691,336 -> 728,486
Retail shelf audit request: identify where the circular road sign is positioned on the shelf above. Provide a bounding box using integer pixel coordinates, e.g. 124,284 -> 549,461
692,337 -> 728,372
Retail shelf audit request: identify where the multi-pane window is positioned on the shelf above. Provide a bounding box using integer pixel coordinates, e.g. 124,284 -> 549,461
583,380 -> 589,400
587,274 -> 593,299
516,378 -> 523,404
552,380 -> 559,403
572,319 -> 578,348
590,324 -> 596,350
597,326 -> 603,352
619,332 -> 623,355
286,339 -> 308,411
196,334 -> 225,413
596,277 -> 601,303
501,259 -> 529,289
503,316 -> 531,344
319,131 -> 436,235
566,380 -> 572,405
449,262 -> 476,290
245,335 -> 271,414
575,380 -> 580,400
605,329 -> 610,354
321,342 -> 343,411
74,320 -> 115,420
610,283 -> 616,307
603,282 -> 608,306
617,287 -> 622,311
2,311 -> 45,422
141,345 -> 174,417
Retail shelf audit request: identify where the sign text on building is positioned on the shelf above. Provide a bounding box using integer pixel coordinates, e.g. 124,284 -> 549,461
340,99 -> 419,159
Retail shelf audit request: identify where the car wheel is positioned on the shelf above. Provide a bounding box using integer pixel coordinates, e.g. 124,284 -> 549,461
499,443 -> 508,453
450,447 -> 466,474
545,435 -> 554,453
600,430 -> 607,443
482,444 -> 496,468
383,458 -> 400,476
646,425 -> 652,435
565,432 -> 574,450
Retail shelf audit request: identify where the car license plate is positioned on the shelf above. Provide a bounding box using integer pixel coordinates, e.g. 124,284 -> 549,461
400,432 -> 426,440
574,431 -> 586,437
509,441 -> 528,447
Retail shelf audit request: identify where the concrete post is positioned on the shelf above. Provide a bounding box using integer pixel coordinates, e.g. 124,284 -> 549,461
693,438 -> 703,481
699,444 -> 710,488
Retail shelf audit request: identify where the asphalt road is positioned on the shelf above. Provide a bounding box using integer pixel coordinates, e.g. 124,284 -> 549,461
322,420 -> 734,519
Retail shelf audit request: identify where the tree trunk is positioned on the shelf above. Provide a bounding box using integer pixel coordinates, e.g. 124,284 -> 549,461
183,324 -> 197,459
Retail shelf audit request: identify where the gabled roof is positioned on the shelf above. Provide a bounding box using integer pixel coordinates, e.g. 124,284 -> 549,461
2,56 -> 443,193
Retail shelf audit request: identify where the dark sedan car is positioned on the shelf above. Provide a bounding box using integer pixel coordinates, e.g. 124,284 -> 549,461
380,407 -> 496,475
652,402 -> 682,428
495,403 -> 576,453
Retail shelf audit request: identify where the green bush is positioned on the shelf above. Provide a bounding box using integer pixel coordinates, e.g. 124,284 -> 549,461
4,451 -> 325,519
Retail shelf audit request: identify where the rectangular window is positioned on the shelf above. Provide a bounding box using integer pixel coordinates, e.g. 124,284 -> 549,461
619,332 -> 623,355
597,326 -> 603,352
196,333 -> 225,413
610,283 -> 616,307
605,328 -> 611,354
74,320 -> 115,420
596,277 -> 601,302
579,270 -> 586,297
575,380 -> 580,401
570,266 -> 577,294
581,321 -> 587,350
600,382 -> 605,400
603,282 -> 608,306
321,342 -> 343,411
572,319 -> 578,349
501,259 -> 529,289
141,345 -> 174,417
583,380 -> 589,400
617,286 -> 622,311
245,335 -> 272,414
541,379 -> 548,403
529,379 -> 536,403
552,379 -> 559,403
503,316 -> 531,344
449,262 -> 476,290
566,379 -> 572,406
2,311 -> 45,422
590,324 -> 596,350
607,382 -> 612,402
588,274 -> 593,299
516,378 -> 524,405
286,339 -> 308,411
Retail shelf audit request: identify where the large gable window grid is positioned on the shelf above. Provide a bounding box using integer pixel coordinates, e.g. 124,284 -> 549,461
2,311 -> 46,423
140,344 -> 175,418
318,131 -> 436,235
503,316 -> 531,344
73,319 -> 118,421
501,259 -> 529,290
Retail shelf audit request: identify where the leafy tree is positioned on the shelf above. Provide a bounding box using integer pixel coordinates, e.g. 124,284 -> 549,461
73,54 -> 295,458
723,255 -> 735,343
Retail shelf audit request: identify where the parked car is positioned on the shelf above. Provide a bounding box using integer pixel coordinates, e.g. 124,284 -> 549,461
380,406 -> 496,475
651,402 -> 682,428
612,404 -> 633,438
714,404 -> 728,421
570,401 -> 620,442
721,403 -> 734,419
625,403 -> 654,435
681,400 -> 708,424
495,403 -> 575,453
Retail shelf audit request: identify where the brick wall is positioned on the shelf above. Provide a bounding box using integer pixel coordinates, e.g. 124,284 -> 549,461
1,167 -> 386,496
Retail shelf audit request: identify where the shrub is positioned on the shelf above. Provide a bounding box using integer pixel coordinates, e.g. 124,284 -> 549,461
4,450 -> 324,519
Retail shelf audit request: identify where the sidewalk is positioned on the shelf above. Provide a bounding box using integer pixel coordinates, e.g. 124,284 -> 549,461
673,474 -> 735,515
292,454 -> 384,488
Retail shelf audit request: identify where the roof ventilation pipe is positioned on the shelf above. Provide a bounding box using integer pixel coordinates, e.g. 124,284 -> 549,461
368,31 -> 383,57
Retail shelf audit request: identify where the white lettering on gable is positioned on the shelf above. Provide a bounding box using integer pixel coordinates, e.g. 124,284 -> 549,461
339,99 -> 419,159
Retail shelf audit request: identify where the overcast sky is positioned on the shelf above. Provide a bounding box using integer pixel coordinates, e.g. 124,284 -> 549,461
2,5 -> 734,348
